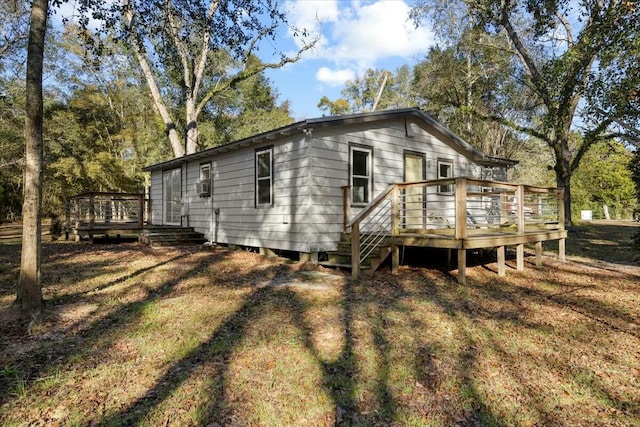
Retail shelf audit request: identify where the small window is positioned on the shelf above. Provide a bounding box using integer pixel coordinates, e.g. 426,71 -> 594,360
438,159 -> 453,193
350,145 -> 373,205
256,147 -> 273,206
197,163 -> 211,197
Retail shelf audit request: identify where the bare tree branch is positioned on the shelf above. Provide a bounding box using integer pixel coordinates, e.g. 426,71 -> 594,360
196,39 -> 316,117
499,7 -> 553,109
555,11 -> 574,48
124,1 -> 184,157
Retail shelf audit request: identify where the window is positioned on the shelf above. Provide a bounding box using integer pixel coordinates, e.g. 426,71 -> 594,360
198,163 -> 211,197
437,159 -> 453,193
350,145 -> 373,205
256,147 -> 273,206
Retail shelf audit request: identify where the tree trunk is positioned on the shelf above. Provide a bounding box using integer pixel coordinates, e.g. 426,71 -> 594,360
124,2 -> 185,158
603,204 -> 611,220
555,154 -> 573,228
16,0 -> 47,315
185,98 -> 199,155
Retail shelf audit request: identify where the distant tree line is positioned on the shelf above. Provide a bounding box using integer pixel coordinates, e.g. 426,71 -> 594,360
319,0 -> 640,222
0,10 -> 301,223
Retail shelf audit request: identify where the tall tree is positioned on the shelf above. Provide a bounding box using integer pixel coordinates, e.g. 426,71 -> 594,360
413,40 -> 526,159
412,0 -> 640,225
202,58 -> 295,146
117,0 -> 315,157
0,0 -> 29,70
0,80 -> 25,222
317,66 -> 416,115
571,139 -> 635,220
16,0 -> 47,316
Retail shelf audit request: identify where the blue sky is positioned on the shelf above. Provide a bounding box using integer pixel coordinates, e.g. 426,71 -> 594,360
262,0 -> 436,119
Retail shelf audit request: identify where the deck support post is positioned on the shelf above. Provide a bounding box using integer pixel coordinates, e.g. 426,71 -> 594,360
391,245 -> 399,273
137,193 -> 144,228
455,179 -> 467,285
559,238 -> 566,262
516,244 -> 524,271
260,247 -> 277,259
535,241 -> 543,267
351,222 -> 360,280
457,249 -> 466,284
497,246 -> 506,277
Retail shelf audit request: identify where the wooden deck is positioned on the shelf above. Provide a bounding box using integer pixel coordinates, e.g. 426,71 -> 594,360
65,192 -> 148,241
345,178 -> 567,283
64,192 -> 208,245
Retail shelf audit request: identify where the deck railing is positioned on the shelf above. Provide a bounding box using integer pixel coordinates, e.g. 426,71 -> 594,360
345,178 -> 565,278
65,192 -> 149,231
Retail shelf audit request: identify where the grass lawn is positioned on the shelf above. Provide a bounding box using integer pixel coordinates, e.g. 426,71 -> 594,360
0,220 -> 639,426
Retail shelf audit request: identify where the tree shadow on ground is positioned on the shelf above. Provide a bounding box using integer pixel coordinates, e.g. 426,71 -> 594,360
562,221 -> 639,265
95,274 -> 366,426
421,268 -> 640,423
0,247 -> 236,406
2,237 -> 639,425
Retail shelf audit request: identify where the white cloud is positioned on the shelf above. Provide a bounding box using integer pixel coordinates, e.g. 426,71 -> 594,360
285,0 -> 340,31
285,0 -> 435,88
284,0 -> 340,54
316,67 -> 357,86
331,1 -> 434,64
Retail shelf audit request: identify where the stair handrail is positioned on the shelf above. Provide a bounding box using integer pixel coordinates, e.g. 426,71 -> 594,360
345,184 -> 396,231
347,184 -> 398,279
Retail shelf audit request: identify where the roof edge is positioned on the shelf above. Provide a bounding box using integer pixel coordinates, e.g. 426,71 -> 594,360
142,107 -> 517,172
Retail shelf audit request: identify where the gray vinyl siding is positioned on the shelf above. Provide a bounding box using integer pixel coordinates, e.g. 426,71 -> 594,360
307,117 -> 484,251
149,170 -> 163,224
146,113 -> 506,254
181,136 -> 311,252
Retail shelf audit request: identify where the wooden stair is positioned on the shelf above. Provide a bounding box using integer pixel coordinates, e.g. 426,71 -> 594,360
319,233 -> 393,274
138,226 -> 208,247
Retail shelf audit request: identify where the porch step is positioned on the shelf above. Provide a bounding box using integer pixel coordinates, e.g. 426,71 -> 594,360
323,233 -> 392,274
139,226 -> 208,247
318,262 -> 369,271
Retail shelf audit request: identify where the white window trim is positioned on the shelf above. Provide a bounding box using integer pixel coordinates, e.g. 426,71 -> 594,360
198,163 -> 211,197
255,147 -> 273,207
437,158 -> 454,193
199,163 -> 211,181
350,145 -> 373,206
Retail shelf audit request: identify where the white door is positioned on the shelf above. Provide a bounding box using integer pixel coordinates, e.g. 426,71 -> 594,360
404,153 -> 425,229
163,169 -> 182,225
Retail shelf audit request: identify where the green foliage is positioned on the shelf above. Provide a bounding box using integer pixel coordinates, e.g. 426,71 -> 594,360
42,77 -> 168,217
109,0 -> 313,156
317,66 -> 417,115
412,34 -> 527,159
571,140 -> 636,220
199,62 -> 294,148
0,80 -> 25,222
412,0 -> 640,224
0,1 -> 29,73
317,96 -> 350,116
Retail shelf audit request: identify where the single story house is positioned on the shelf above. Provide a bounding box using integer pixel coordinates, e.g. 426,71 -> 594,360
142,108 -> 518,262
